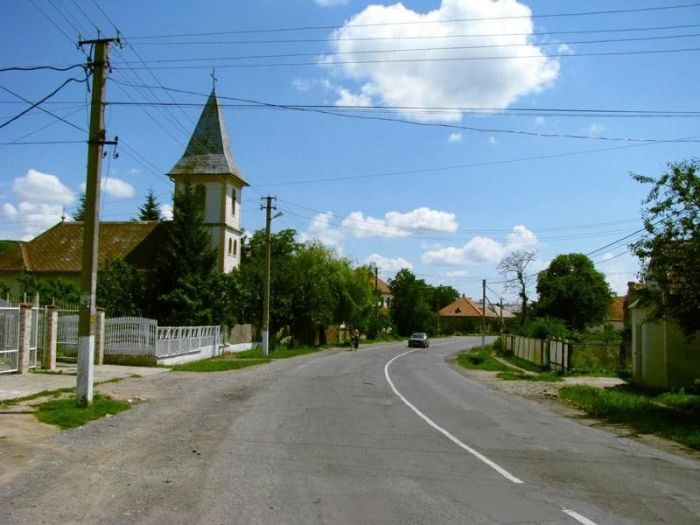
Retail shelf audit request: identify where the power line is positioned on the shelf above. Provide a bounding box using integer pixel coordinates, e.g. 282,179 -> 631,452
126,3 -> 700,38
0,64 -> 86,73
114,32 -> 700,65
131,23 -> 700,46
0,77 -> 88,130
0,140 -> 83,146
113,46 -> 700,70
106,80 -> 700,145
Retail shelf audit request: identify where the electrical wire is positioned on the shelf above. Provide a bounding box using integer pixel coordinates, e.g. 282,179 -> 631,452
126,3 -> 700,38
0,77 -> 88,130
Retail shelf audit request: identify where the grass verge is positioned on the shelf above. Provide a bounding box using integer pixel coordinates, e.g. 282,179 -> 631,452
497,371 -> 563,382
456,347 -> 510,372
234,346 -> 323,360
171,357 -> 271,372
559,385 -> 700,450
34,394 -> 130,429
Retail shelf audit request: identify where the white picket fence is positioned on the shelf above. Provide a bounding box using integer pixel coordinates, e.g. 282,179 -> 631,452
50,315 -> 221,365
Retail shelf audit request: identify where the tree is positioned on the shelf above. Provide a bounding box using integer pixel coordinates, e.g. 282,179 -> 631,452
17,273 -> 80,304
630,159 -> 700,333
150,179 -> 231,326
136,189 -> 163,221
97,258 -> 147,317
498,249 -> 536,325
535,253 -> 612,331
73,192 -> 87,221
389,269 -> 434,336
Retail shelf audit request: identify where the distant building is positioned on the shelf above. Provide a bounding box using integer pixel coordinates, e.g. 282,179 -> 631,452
0,88 -> 248,290
438,296 -> 499,334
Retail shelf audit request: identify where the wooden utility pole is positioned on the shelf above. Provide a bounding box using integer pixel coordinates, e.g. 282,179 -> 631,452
76,37 -> 117,407
261,196 -> 279,356
481,279 -> 486,352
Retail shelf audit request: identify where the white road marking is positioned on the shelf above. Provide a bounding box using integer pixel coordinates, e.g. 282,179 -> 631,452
383,348 -> 524,484
562,508 -> 599,525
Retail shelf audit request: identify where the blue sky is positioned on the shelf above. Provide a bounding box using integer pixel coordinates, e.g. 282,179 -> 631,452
1,0 -> 699,305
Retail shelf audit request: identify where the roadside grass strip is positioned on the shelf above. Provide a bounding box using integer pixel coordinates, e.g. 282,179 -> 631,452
497,371 -> 563,382
34,394 -> 130,429
559,385 -> 700,450
171,357 -> 271,372
234,346 -> 324,360
456,347 -> 510,372
457,346 -> 563,382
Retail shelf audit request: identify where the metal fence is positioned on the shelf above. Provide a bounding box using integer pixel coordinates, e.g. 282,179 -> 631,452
57,312 -> 79,362
156,326 -> 220,358
503,335 -> 571,372
0,307 -> 20,373
105,317 -> 157,356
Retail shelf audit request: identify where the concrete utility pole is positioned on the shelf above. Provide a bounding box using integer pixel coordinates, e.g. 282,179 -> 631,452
481,279 -> 487,352
374,264 -> 379,337
76,37 -> 118,407
261,196 -> 281,356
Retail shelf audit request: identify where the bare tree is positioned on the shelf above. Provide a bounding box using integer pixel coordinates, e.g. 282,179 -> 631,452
497,250 -> 536,325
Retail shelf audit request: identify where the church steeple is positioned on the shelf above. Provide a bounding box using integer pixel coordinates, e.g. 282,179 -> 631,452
168,89 -> 248,187
167,89 -> 248,273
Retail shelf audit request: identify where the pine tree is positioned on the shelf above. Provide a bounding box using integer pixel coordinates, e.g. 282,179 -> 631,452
137,189 -> 163,221
150,178 -> 220,325
73,192 -> 87,221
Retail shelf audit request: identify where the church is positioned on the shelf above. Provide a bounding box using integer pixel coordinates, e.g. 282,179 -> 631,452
0,88 -> 247,285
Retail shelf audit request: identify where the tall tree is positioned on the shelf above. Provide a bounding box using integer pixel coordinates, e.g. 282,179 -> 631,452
150,178 -> 226,325
73,192 -> 87,221
498,249 -> 536,325
389,269 -> 434,336
535,253 -> 612,330
137,189 -> 163,221
630,159 -> 700,333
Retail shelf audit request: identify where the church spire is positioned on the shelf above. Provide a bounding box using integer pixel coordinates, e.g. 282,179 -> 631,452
167,89 -> 248,187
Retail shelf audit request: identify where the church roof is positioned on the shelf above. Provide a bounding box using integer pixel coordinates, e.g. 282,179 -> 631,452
168,89 -> 248,186
0,221 -> 170,275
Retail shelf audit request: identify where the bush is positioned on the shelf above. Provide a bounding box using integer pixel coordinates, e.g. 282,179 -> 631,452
522,317 -> 569,339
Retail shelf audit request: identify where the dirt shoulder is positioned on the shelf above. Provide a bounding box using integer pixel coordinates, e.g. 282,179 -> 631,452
447,354 -> 700,460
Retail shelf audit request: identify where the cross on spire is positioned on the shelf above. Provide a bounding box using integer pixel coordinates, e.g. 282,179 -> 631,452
211,68 -> 217,91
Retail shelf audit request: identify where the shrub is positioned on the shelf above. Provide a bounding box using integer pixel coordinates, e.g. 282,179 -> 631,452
523,317 -> 569,340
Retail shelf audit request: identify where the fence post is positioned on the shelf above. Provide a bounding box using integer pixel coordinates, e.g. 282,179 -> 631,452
18,303 -> 33,374
567,341 -> 573,373
543,339 -> 551,369
43,305 -> 58,370
95,308 -> 105,365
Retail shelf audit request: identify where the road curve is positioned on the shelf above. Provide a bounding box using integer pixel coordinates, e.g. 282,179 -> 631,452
1,336 -> 699,524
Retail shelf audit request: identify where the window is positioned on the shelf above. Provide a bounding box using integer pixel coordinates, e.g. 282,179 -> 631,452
233,239 -> 237,257
231,188 -> 237,217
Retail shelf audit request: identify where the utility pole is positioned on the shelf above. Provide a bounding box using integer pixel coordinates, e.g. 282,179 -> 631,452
261,196 -> 280,356
76,37 -> 118,407
374,264 -> 379,338
481,279 -> 486,352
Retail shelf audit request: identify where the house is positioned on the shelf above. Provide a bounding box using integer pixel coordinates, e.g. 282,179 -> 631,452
0,88 -> 247,290
629,291 -> 700,389
438,296 -> 499,334
589,296 -> 626,332
375,276 -> 391,310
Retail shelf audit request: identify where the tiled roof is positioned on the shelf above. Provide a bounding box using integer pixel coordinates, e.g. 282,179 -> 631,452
0,221 -> 170,274
168,89 -> 248,185
438,296 -> 498,318
375,276 -> 391,295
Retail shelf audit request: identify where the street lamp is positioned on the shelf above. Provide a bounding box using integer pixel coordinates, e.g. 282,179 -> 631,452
262,196 -> 282,356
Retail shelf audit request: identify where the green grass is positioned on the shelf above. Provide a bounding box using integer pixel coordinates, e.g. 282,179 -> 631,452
456,347 -> 510,372
559,385 -> 700,450
234,346 -> 324,360
34,394 -> 130,429
503,354 -> 547,373
0,387 -> 74,407
171,357 -> 271,372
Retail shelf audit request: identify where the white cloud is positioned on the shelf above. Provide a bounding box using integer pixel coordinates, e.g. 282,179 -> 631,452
292,78 -> 313,91
488,136 -> 497,144
586,123 -> 605,136
557,43 -> 573,55
364,253 -> 413,274
13,169 -> 74,205
448,132 -> 462,143
335,83 -> 374,107
299,211 -> 345,250
323,0 -> 559,122
314,0 -> 349,6
103,177 -> 135,199
1,169 -> 75,240
343,207 -> 458,237
160,203 -> 173,220
422,225 -> 539,265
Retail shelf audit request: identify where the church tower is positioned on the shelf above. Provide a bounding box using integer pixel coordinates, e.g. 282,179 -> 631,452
168,89 -> 248,272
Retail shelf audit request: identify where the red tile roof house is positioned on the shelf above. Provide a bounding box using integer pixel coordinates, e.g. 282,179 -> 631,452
438,296 -> 499,335
0,88 -> 247,295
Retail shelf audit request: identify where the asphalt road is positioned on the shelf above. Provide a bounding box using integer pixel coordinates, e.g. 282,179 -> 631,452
1,336 -> 699,524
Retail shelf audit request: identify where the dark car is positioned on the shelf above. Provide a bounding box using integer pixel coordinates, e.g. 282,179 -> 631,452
408,332 -> 430,348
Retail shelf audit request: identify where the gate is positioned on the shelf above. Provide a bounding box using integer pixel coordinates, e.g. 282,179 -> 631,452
0,307 -> 19,373
57,311 -> 79,362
